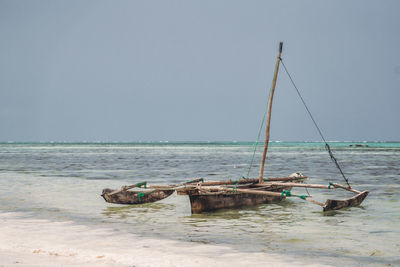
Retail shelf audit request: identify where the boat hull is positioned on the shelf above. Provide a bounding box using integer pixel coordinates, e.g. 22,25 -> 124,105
101,188 -> 175,205
188,191 -> 284,214
323,191 -> 369,211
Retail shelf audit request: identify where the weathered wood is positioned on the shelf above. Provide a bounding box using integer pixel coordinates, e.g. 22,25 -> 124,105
263,176 -> 308,182
331,183 -> 361,194
254,182 -> 333,189
234,188 -> 286,197
101,188 -> 174,205
189,192 -> 283,214
185,183 -> 288,213
323,191 -> 369,211
108,182 -> 147,196
186,183 -> 369,213
254,182 -> 362,194
259,42 -> 283,183
234,187 -> 369,211
106,178 -> 204,197
272,182 -> 330,189
305,198 -> 325,207
184,178 -> 205,184
175,179 -> 284,196
190,176 -> 307,187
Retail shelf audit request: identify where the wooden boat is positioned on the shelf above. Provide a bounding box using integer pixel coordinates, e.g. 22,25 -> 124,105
185,186 -> 286,214
323,191 -> 369,211
177,42 -> 368,213
176,175 -> 303,213
101,42 -> 369,213
179,179 -> 369,214
178,42 -> 303,213
101,188 -> 175,205
101,179 -> 202,205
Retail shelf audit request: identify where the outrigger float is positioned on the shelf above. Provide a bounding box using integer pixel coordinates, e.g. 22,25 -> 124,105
102,43 -> 368,214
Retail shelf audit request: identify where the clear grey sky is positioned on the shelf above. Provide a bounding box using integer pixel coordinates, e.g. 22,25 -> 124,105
1,0 -> 399,142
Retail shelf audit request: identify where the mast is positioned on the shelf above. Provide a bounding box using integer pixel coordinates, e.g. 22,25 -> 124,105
258,42 -> 283,183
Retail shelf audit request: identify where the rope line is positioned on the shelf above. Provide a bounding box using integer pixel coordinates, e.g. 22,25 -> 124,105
244,88 -> 270,178
281,189 -> 307,200
279,58 -> 351,188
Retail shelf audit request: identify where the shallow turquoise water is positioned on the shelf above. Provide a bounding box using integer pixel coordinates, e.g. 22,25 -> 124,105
0,142 -> 399,266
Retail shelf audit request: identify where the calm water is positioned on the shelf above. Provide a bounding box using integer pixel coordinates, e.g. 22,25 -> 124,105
0,142 -> 399,266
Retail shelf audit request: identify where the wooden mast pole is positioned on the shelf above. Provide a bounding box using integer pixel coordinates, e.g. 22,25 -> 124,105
258,42 -> 283,183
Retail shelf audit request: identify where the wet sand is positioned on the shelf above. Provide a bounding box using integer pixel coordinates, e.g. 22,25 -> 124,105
0,212 -> 328,267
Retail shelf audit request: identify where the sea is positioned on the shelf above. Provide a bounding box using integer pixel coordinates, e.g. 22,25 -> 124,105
0,141 -> 399,266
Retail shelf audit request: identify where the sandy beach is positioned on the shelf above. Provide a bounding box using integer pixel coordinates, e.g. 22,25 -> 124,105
0,212 -> 329,267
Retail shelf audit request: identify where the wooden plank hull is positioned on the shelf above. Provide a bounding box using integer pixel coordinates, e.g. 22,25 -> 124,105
323,191 -> 369,211
189,192 -> 284,214
101,188 -> 174,205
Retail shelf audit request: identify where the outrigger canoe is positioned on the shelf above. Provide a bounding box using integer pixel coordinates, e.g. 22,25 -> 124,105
101,42 -> 368,213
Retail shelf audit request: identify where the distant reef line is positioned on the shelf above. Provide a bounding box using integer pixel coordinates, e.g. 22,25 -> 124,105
1,141 -> 399,148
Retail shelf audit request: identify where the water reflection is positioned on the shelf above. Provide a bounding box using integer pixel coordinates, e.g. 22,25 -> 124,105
102,203 -> 175,219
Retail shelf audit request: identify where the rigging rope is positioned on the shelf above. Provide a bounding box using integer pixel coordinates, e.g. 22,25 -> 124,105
279,58 -> 351,188
244,89 -> 270,178
281,189 -> 307,200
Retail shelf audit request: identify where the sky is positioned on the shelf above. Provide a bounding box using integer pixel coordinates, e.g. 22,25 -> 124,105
0,0 -> 399,142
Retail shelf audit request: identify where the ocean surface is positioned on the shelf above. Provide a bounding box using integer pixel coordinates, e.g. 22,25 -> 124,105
0,141 -> 399,266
